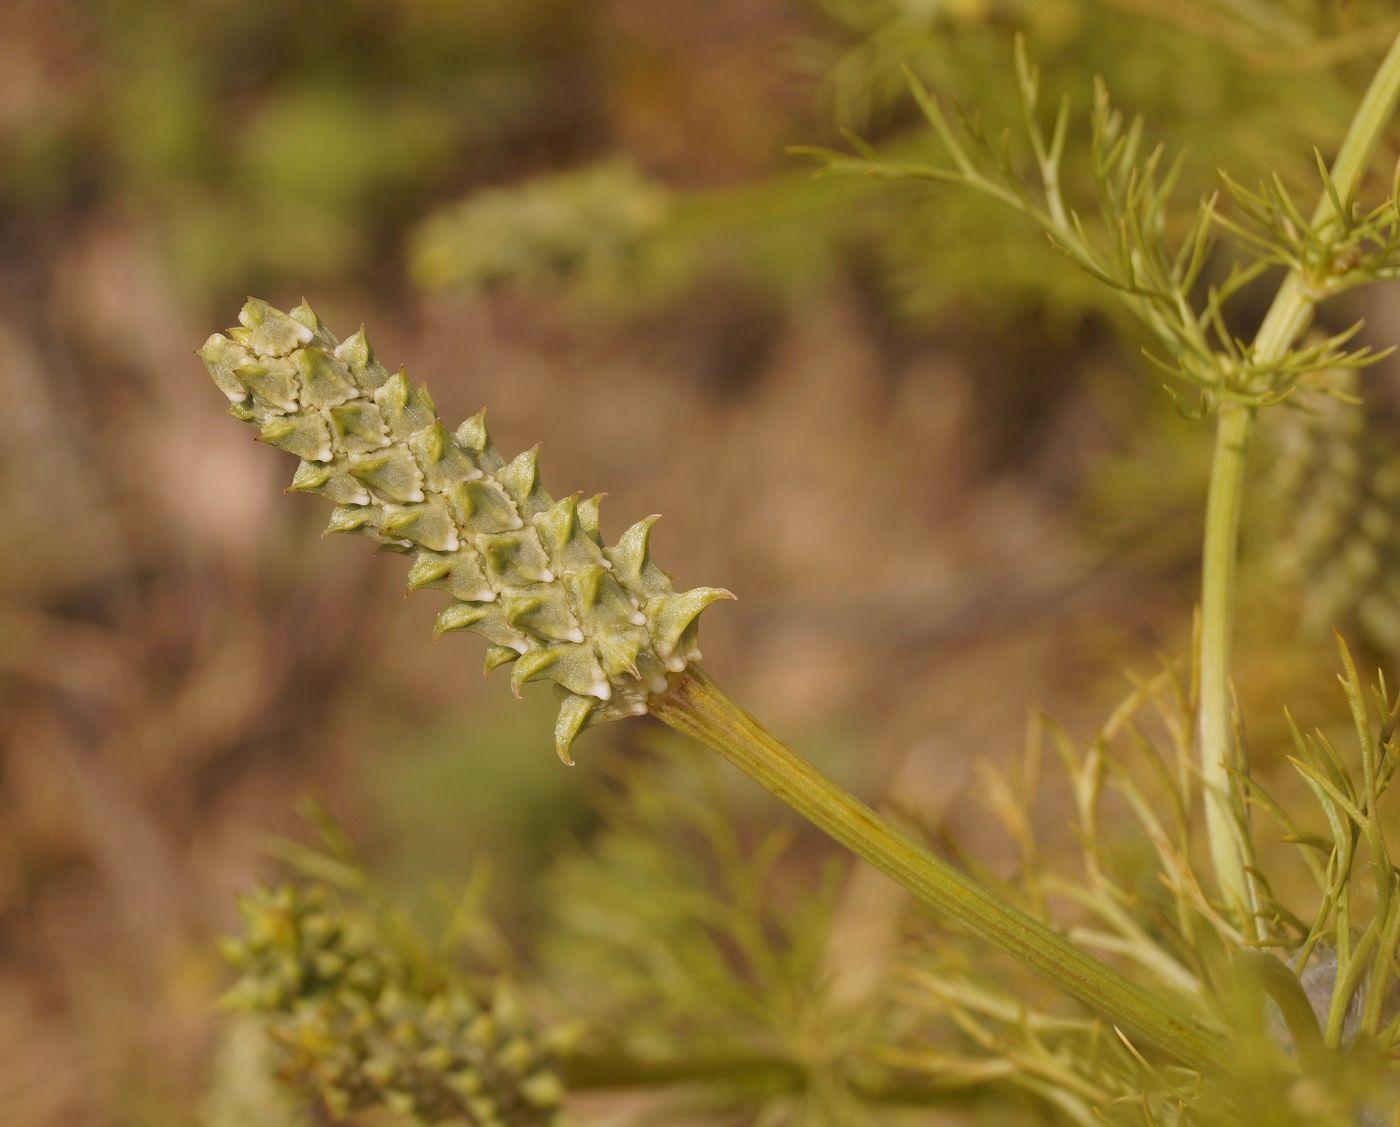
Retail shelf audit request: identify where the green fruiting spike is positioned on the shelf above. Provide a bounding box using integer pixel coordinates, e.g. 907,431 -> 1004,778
199,299 -> 732,763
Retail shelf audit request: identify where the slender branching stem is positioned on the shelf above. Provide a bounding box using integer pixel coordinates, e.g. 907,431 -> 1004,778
652,669 -> 1228,1075
1196,30 -> 1400,914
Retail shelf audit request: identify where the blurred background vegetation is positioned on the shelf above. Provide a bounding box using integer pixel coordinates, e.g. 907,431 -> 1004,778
4,0 -> 1400,1123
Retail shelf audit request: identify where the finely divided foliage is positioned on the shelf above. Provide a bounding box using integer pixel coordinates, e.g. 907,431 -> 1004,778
796,40 -> 1396,413
199,299 -> 732,764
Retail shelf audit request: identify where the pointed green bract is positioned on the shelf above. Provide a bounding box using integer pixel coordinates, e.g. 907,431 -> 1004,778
200,298 -> 732,762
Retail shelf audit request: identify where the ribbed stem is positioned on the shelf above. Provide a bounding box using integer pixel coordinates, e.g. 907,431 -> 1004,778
652,669 -> 1228,1075
1195,29 -> 1400,912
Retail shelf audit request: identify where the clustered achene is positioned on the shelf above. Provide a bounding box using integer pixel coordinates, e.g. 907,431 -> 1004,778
200,299 -> 731,762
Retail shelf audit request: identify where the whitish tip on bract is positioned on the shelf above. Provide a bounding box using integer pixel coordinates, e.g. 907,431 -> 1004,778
199,299 -> 732,764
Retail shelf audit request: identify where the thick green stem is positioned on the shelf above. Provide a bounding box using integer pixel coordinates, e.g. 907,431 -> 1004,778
652,669 -> 1228,1075
1195,30 -> 1400,912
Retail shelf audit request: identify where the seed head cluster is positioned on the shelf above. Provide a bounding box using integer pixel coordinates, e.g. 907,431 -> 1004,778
200,299 -> 732,762
222,884 -> 564,1126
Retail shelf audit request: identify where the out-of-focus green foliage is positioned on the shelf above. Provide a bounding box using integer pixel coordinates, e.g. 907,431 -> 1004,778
530,748 -> 1019,1125
1,0 -> 572,299
408,157 -> 881,309
803,39 -> 1400,415
810,0 -> 1400,123
404,0 -> 1400,334
536,750 -> 867,1116
805,0 -> 1400,319
879,646 -> 1400,1125
409,163 -> 673,296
